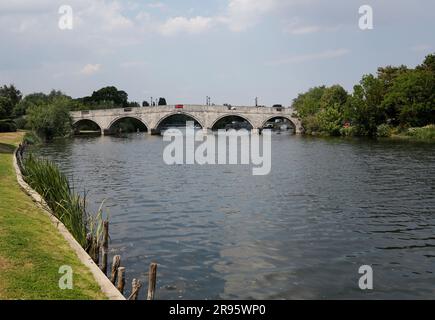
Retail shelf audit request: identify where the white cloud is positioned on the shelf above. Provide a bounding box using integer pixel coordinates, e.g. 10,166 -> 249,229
159,16 -> 214,36
266,48 -> 350,66
147,2 -> 167,10
80,64 -> 101,75
223,0 -> 280,31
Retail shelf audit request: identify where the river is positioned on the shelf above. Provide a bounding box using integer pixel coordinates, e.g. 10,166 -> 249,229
32,133 -> 435,299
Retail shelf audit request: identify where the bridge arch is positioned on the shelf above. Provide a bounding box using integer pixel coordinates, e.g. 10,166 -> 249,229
107,116 -> 149,132
72,119 -> 102,135
210,114 -> 254,130
261,116 -> 297,129
154,112 -> 205,129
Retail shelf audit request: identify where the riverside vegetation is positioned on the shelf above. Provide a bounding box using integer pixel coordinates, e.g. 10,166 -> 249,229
0,54 -> 434,141
0,132 -> 106,299
293,54 -> 434,139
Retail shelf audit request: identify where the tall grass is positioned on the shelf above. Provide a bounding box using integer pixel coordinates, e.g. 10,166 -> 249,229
405,125 -> 435,140
21,153 -> 106,249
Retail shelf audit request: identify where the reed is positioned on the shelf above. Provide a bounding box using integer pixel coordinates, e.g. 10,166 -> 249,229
21,153 -> 106,248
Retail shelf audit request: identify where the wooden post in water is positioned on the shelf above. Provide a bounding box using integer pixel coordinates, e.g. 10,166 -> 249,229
117,267 -> 126,294
128,279 -> 142,300
147,263 -> 158,300
101,220 -> 109,274
110,255 -> 121,284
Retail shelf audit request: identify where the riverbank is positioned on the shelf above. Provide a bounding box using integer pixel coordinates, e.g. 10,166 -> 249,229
0,132 -> 106,299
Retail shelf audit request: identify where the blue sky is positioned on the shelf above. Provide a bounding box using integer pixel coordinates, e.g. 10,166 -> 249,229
0,0 -> 434,106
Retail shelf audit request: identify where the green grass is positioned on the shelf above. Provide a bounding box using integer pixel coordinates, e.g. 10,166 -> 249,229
404,124 -> 435,140
0,132 -> 106,299
390,124 -> 435,141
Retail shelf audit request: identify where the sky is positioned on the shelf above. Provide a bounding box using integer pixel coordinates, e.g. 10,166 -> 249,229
0,0 -> 434,106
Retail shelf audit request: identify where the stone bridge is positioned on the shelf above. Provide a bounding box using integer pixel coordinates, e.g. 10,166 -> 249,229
70,105 -> 303,135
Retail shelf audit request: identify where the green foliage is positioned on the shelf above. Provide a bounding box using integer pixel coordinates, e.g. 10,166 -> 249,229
345,74 -> 386,136
21,154 -> 109,248
382,69 -> 435,127
13,116 -> 28,130
78,86 -> 128,109
0,119 -> 17,132
405,125 -> 435,140
417,54 -> 435,73
377,124 -> 393,137
292,53 -> 434,138
316,104 -> 343,136
292,86 -> 326,118
293,85 -> 348,135
340,126 -> 357,137
22,154 -> 88,246
0,84 -> 22,119
23,131 -> 41,145
26,97 -> 72,140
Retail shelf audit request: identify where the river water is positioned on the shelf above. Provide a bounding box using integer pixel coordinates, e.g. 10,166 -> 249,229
32,133 -> 435,300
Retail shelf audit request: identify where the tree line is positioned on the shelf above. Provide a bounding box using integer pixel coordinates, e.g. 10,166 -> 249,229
292,53 -> 434,137
0,85 -> 167,139
1,54 -> 433,140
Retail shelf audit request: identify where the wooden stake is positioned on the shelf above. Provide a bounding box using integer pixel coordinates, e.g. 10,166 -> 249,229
110,255 -> 121,284
147,263 -> 158,300
101,220 -> 109,274
117,267 -> 126,294
128,278 -> 142,300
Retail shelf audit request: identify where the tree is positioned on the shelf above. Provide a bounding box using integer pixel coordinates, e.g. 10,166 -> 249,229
0,84 -> 22,119
292,86 -> 326,119
142,101 -> 150,107
89,86 -> 128,107
158,97 -> 167,106
13,92 -> 48,117
382,69 -> 435,127
127,101 -> 140,108
416,53 -> 435,73
346,74 -> 386,136
320,85 -> 348,112
377,65 -> 408,92
316,104 -> 343,136
26,97 -> 72,140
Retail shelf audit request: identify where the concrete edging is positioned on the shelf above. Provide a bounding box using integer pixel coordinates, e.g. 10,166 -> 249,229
13,148 -> 125,300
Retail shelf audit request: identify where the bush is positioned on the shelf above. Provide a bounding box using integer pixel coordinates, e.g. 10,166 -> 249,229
26,97 -> 72,140
23,131 -> 41,145
14,116 -> 28,130
340,126 -> 358,137
405,125 -> 435,140
377,124 -> 393,137
0,119 -> 17,132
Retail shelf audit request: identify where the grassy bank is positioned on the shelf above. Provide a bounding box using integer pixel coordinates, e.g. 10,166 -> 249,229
0,132 -> 105,299
389,125 -> 435,141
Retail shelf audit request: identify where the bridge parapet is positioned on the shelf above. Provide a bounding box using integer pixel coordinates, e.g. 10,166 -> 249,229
70,105 -> 303,135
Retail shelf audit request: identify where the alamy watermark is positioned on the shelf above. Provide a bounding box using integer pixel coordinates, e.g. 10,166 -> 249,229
359,5 -> 374,30
58,5 -> 73,30
162,122 -> 272,176
58,265 -> 73,290
358,265 -> 373,290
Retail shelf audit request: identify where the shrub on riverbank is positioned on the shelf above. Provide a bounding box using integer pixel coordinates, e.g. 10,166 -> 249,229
377,124 -> 393,137
0,119 -> 17,132
23,131 -> 41,145
26,96 -> 72,141
404,125 -> 435,140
